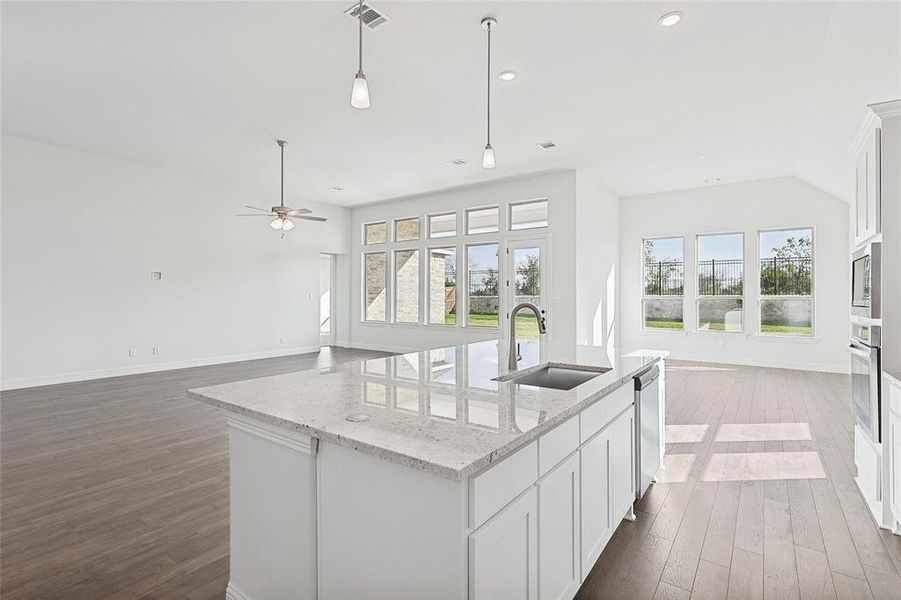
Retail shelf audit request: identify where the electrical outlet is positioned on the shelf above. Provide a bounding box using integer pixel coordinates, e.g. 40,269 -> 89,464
718,341 -> 725,350
279,336 -> 286,344
150,271 -> 162,281
152,347 -> 160,355
128,348 -> 137,358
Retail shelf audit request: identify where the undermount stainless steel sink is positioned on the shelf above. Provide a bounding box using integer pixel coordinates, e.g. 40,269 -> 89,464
495,363 -> 612,391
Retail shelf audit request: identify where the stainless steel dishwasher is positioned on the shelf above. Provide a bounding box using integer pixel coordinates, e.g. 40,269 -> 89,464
634,366 -> 661,500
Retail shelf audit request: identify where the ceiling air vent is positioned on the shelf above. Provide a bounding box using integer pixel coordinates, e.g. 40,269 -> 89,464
345,2 -> 391,30
446,158 -> 466,166
537,141 -> 557,150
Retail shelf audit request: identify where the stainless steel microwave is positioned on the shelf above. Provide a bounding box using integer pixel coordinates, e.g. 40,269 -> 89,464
851,241 -> 880,319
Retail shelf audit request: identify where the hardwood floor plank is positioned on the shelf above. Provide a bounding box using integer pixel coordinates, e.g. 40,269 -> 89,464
691,559 -> 730,600
727,547 -> 764,600
701,481 -> 742,568
832,573 -> 875,600
795,546 -> 837,600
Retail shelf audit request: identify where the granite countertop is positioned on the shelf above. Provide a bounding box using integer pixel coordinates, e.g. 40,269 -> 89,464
188,340 -> 666,481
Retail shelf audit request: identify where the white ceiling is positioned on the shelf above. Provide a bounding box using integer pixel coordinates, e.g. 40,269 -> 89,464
2,1 -> 899,206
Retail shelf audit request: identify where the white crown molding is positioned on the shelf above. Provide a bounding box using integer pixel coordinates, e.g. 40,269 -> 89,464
869,98 -> 901,119
850,108 -> 882,156
227,413 -> 318,456
225,582 -> 253,600
0,345 -> 321,390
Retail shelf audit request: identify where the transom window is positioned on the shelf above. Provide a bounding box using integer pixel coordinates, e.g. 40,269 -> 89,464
364,222 -> 387,245
394,217 -> 420,242
509,199 -> 548,231
466,206 -> 499,235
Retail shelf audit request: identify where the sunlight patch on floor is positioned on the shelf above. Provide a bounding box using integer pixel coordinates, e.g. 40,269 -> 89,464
714,422 -> 812,442
701,451 -> 826,482
656,453 -> 695,483
667,365 -> 737,372
665,424 -> 709,444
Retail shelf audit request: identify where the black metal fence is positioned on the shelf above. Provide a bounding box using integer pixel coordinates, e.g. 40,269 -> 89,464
468,269 -> 498,296
645,257 -> 811,297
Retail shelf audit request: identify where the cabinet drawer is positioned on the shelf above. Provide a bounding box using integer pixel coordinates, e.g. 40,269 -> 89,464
470,441 -> 538,529
580,383 -> 634,444
539,415 -> 579,476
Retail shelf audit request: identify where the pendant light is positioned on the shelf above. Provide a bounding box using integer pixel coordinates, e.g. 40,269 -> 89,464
481,17 -> 497,169
350,0 -> 371,109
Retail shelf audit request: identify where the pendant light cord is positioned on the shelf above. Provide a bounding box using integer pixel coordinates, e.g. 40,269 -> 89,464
358,0 -> 363,73
486,23 -> 491,146
280,141 -> 285,209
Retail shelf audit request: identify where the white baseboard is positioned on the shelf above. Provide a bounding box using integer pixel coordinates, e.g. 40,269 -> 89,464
664,351 -> 848,374
0,346 -> 321,391
225,581 -> 253,600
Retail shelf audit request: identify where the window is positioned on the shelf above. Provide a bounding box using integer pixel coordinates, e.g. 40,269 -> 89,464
394,249 -> 420,323
363,252 -> 387,321
509,199 -> 548,231
467,243 -> 499,327
394,217 -> 420,242
697,233 -> 744,332
428,212 -> 457,239
466,206 -> 499,235
428,247 -> 456,325
759,228 -> 813,335
642,237 -> 684,330
364,221 -> 387,245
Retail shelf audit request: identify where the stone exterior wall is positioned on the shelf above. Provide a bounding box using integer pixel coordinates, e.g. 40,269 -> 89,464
428,253 -> 448,323
364,253 -> 386,320
395,250 -> 420,322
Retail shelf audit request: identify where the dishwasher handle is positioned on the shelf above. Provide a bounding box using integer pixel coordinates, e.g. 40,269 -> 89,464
634,365 -> 660,391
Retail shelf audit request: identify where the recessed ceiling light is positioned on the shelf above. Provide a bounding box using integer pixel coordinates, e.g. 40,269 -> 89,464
657,11 -> 684,27
537,141 -> 557,150
328,186 -> 344,191
498,70 -> 517,81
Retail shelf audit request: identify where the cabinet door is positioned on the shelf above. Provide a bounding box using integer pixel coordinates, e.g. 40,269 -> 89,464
579,431 -> 611,577
609,409 -> 635,522
470,486 -> 538,600
538,452 -> 581,600
856,150 -> 867,243
855,128 -> 882,243
890,410 -> 901,522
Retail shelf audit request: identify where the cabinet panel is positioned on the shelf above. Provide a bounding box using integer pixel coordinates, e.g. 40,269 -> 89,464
855,127 -> 882,244
470,487 -> 538,600
538,452 -> 580,600
890,411 -> 901,523
580,431 -> 611,577
609,409 -> 635,521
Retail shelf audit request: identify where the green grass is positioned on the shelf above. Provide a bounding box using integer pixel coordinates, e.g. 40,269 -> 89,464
464,313 -> 541,339
645,318 -> 684,330
761,323 -> 812,335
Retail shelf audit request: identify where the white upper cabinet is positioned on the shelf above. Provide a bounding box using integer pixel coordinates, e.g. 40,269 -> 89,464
854,126 -> 882,245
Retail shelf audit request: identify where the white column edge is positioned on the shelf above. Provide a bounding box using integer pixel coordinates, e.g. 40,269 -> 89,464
227,413 -> 318,456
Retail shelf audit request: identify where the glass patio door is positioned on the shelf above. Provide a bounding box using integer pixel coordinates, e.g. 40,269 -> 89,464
503,240 -> 547,345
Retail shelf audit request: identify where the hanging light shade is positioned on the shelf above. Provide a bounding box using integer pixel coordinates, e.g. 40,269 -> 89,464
270,218 -> 284,230
281,218 -> 296,231
481,17 -> 497,169
350,0 -> 371,109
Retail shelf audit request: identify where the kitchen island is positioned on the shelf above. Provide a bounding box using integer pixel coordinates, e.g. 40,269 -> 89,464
189,340 -> 666,600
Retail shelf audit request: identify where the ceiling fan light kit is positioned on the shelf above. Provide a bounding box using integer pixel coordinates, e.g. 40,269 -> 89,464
237,139 -> 328,237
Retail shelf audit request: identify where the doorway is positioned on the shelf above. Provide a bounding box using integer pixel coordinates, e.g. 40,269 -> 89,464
319,253 -> 336,347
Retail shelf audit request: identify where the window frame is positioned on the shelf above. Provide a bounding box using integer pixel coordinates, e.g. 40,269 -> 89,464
426,245 -> 458,327
640,235 -> 686,333
362,220 -> 388,246
361,250 -> 388,323
393,216 -> 421,243
756,226 -> 816,338
464,241 -> 501,329
695,231 -> 745,334
427,211 -> 458,239
392,247 -> 422,325
508,198 -> 549,232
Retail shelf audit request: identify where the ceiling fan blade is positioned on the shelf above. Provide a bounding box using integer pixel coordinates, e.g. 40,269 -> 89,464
286,208 -> 312,215
293,215 -> 328,222
244,205 -> 272,212
236,213 -> 274,217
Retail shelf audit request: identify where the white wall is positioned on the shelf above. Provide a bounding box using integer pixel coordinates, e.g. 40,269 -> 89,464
346,171 -> 579,352
575,167 -> 620,359
620,176 -> 849,373
1,136 -> 350,388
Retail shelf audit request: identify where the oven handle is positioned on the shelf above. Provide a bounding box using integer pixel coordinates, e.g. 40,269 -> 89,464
848,344 -> 872,360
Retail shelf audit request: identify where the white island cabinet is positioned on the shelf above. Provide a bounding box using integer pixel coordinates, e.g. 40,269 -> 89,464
189,341 -> 666,600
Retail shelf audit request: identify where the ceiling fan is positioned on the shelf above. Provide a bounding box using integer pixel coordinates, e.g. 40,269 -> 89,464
237,139 -> 327,236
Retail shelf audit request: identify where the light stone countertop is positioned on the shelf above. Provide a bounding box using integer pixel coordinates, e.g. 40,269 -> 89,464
188,340 -> 666,481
